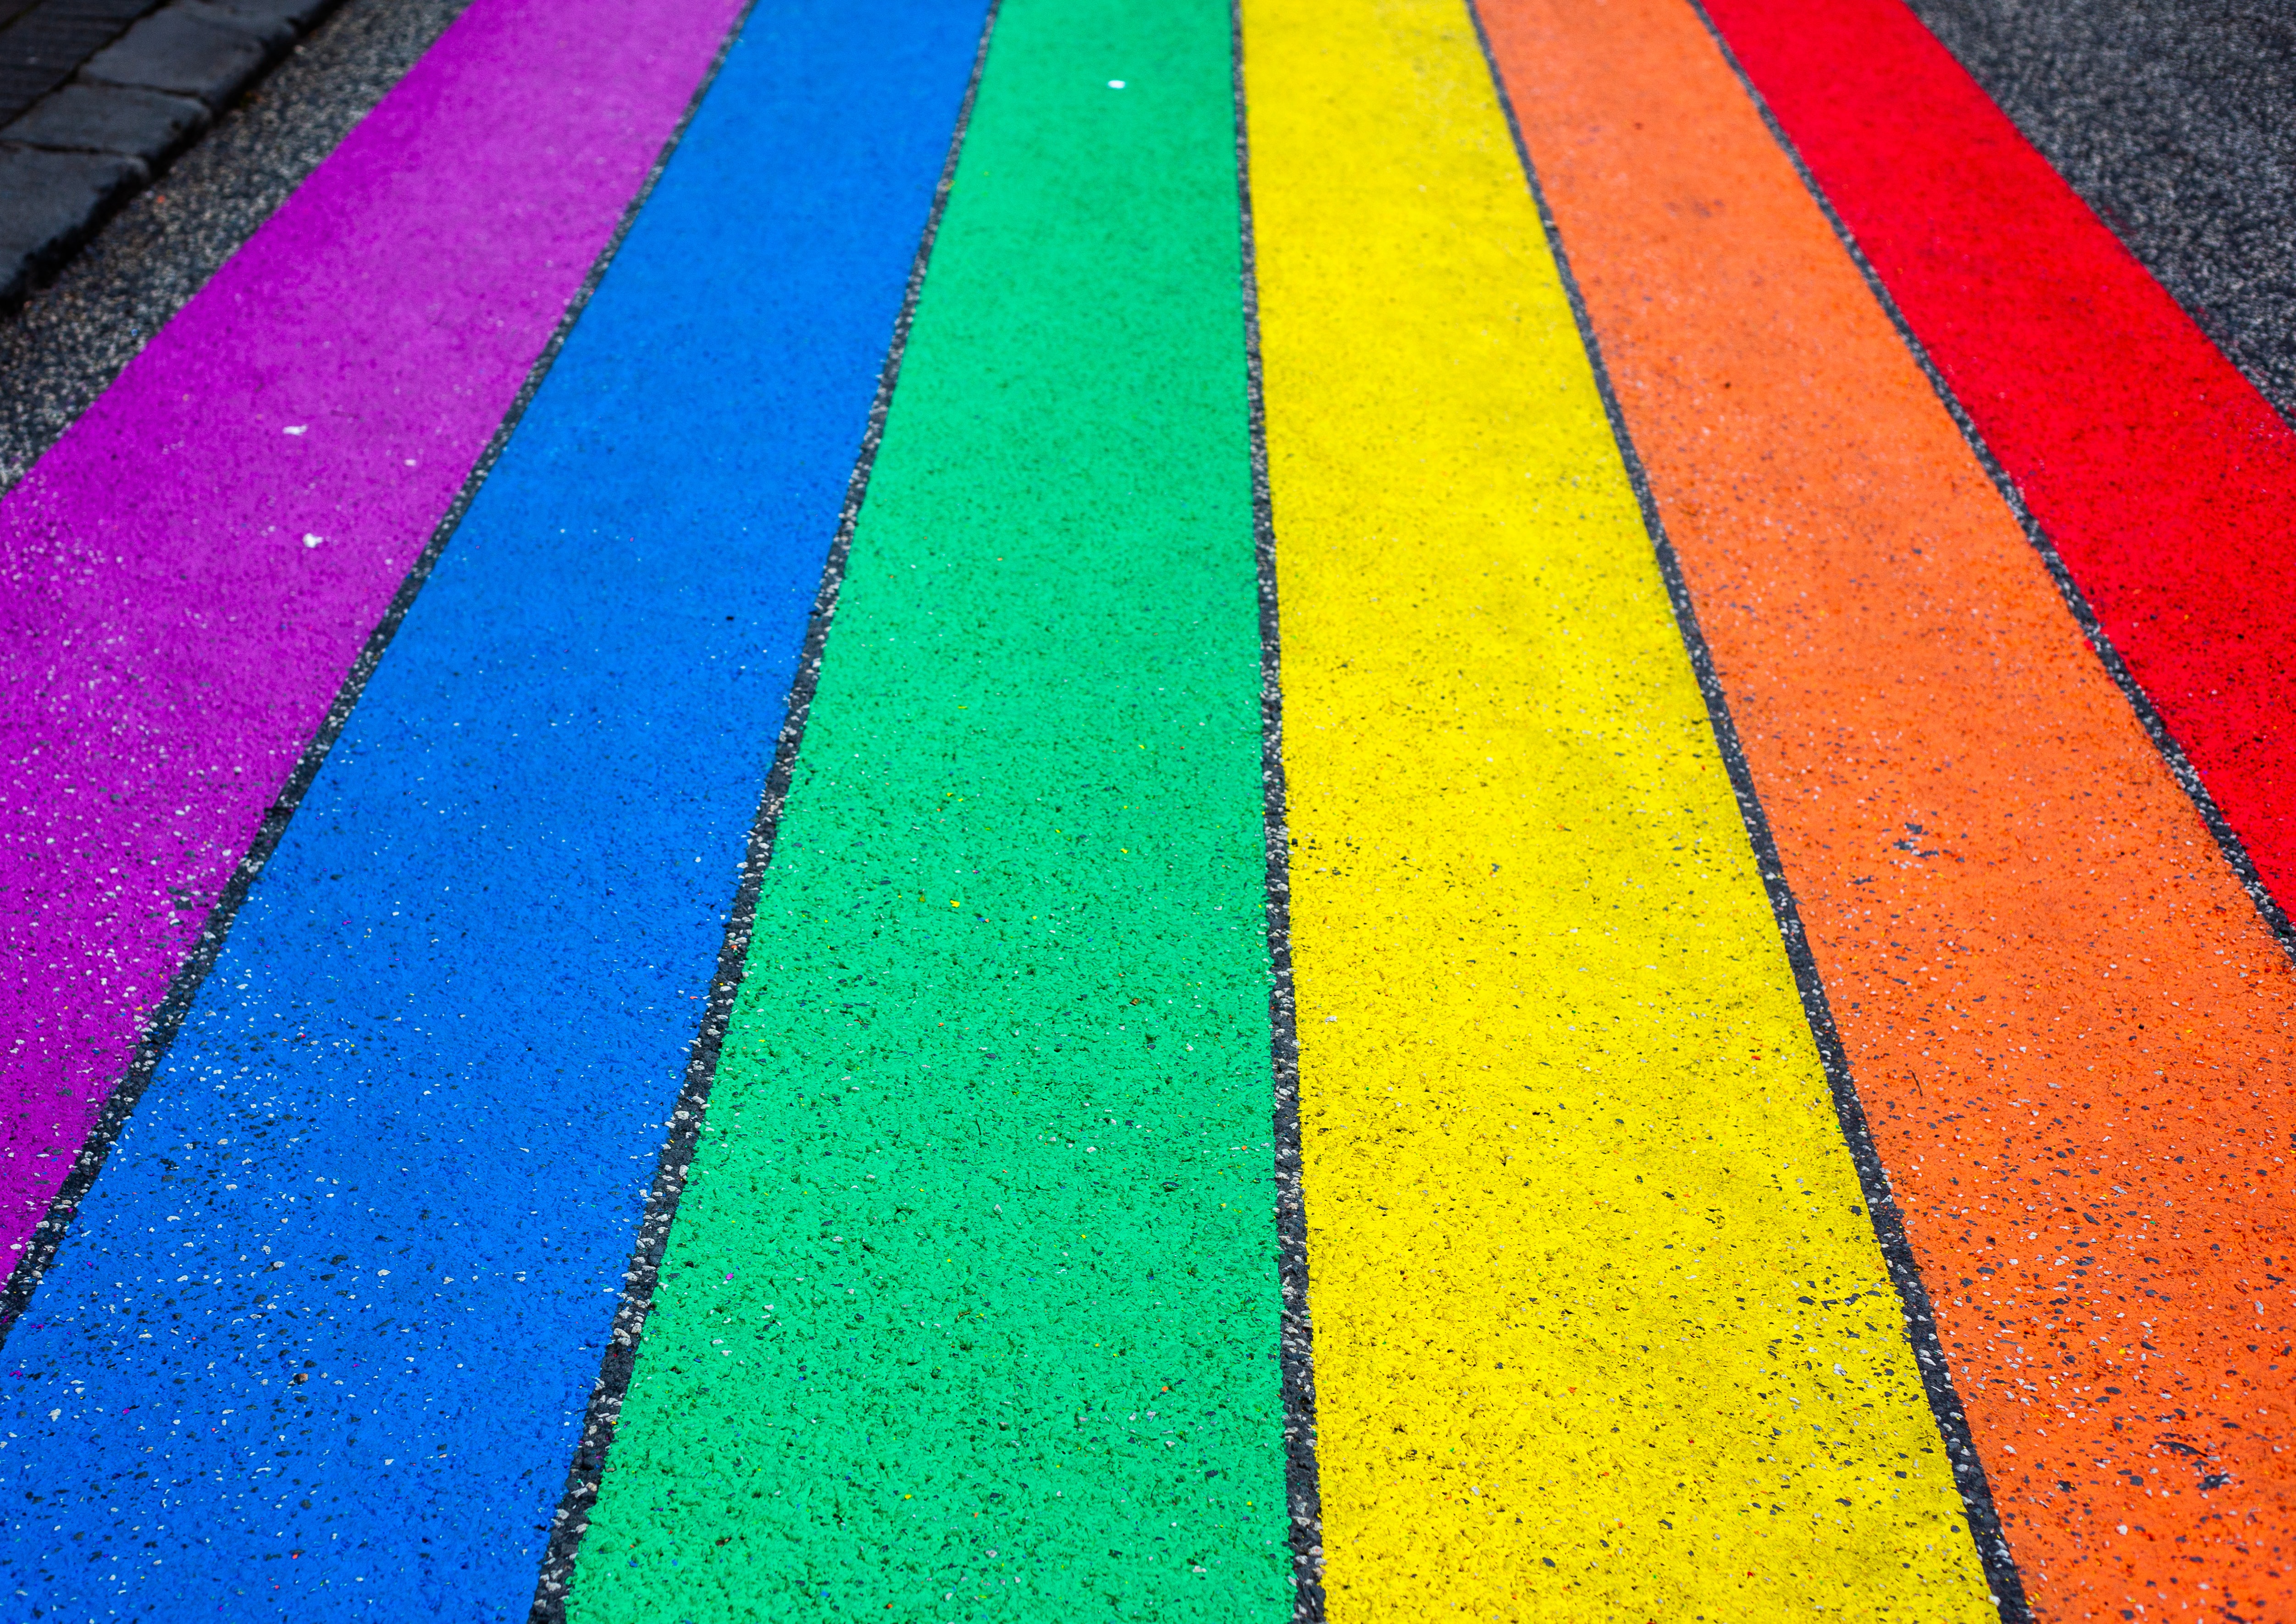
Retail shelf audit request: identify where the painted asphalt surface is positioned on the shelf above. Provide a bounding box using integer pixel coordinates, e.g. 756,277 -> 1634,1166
0,0 -> 2290,1618
0,0 -> 476,488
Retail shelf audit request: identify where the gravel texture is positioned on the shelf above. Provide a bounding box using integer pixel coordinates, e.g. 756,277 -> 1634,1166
1904,0 -> 2296,427
4,0 -> 2293,1615
0,0 -> 469,489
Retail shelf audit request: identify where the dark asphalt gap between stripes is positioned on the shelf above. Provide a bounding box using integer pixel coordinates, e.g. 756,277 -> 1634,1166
1905,0 -> 2296,427
559,0 -> 1298,1613
525,3 -> 1003,1616
1697,0 -> 2296,954
0,0 -> 486,1352
1462,3 -> 2028,1616
0,0 -> 987,1615
1226,2 -> 1322,1615
1483,0 -> 2296,1610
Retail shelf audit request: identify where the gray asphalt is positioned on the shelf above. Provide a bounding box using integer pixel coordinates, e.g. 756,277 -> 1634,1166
0,0 -> 467,489
1907,0 -> 2296,427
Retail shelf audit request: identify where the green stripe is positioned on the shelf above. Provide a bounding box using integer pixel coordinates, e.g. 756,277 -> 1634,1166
565,0 -> 1289,1616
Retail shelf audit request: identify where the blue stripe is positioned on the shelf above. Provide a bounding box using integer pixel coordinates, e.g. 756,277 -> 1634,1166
0,2 -> 987,1615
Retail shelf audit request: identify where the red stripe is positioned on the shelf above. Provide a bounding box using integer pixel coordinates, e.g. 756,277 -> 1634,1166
1701,0 -> 2296,925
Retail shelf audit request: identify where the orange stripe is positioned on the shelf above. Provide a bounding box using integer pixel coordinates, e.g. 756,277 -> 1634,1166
1475,0 -> 2296,1615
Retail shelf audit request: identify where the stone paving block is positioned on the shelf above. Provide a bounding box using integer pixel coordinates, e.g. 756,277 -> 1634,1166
78,4 -> 270,108
3,79 -> 204,162
0,0 -> 344,310
0,0 -> 160,124
193,0 -> 337,36
174,0 -> 288,49
0,141 -> 142,303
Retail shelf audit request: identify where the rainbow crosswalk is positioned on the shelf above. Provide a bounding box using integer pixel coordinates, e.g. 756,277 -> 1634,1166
1,0 -> 2293,1618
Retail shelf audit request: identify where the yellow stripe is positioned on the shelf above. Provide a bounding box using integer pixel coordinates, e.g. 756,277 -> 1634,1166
1239,0 -> 1997,1614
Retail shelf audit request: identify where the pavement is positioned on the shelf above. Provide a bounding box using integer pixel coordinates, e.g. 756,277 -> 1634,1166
0,0 -> 365,310
0,0 -> 2290,1619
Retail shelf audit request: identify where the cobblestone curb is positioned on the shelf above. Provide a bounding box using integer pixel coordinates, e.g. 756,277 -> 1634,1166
0,0 -> 343,308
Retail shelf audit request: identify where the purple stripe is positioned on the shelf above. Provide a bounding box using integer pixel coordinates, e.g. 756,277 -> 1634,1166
0,0 -> 741,1258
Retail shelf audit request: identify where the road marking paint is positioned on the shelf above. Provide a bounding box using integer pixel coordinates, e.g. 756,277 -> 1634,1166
0,0 -> 746,1261
0,0 -> 988,1613
1704,0 -> 2296,943
1240,0 -> 1995,1613
568,0 -> 1295,1616
1478,0 -> 2296,1610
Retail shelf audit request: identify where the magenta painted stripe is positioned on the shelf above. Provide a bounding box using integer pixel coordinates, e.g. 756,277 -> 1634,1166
0,0 -> 741,1258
